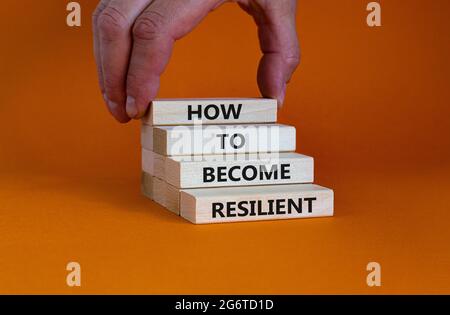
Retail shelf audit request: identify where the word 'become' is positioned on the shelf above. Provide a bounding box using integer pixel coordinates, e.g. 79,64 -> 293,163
203,164 -> 291,183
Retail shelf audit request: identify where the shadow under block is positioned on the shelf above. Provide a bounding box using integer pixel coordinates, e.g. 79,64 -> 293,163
141,124 -> 296,156
141,98 -> 277,126
143,151 -> 314,188
180,184 -> 334,224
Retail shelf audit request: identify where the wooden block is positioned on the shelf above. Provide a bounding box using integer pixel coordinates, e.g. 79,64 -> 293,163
141,171 -> 155,200
141,172 -> 165,207
141,172 -> 179,214
141,98 -> 277,126
142,124 -> 296,156
141,149 -> 165,179
165,152 -> 314,188
141,124 -> 153,151
180,184 -> 333,224
152,176 -> 167,208
165,183 -> 181,214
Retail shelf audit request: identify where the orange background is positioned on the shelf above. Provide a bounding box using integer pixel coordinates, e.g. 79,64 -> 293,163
1,0 -> 449,294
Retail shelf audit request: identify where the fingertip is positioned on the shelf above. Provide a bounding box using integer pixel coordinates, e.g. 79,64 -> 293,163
127,95 -> 151,120
277,82 -> 287,108
115,115 -> 131,124
103,93 -> 117,114
257,55 -> 286,106
110,107 -> 131,124
104,93 -> 130,123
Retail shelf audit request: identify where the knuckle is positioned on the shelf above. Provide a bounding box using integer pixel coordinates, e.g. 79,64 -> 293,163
97,7 -> 129,40
133,11 -> 167,41
92,2 -> 108,25
285,55 -> 300,69
284,47 -> 301,69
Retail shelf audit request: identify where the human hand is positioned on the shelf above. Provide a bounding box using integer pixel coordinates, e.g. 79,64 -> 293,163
93,0 -> 300,123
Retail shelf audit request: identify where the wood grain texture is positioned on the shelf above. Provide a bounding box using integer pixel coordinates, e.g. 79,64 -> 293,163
180,184 -> 333,224
141,124 -> 296,156
151,176 -> 167,209
141,149 -> 165,180
165,183 -> 180,214
141,171 -> 154,200
141,98 -> 277,126
164,152 -> 313,188
141,172 -> 179,214
141,124 -> 153,151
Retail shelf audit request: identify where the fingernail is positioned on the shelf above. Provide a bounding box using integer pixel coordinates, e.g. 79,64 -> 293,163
104,94 -> 119,112
108,100 -> 119,112
126,96 -> 138,118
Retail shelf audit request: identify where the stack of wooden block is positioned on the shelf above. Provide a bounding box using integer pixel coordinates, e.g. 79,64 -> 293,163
141,98 -> 333,224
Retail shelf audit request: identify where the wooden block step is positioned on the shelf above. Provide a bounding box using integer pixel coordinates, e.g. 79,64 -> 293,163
142,151 -> 314,188
142,98 -> 277,126
141,124 -> 296,156
141,149 -> 165,179
180,184 -> 333,224
142,172 -> 333,224
141,171 -> 154,200
141,172 -> 179,214
141,172 -> 167,207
